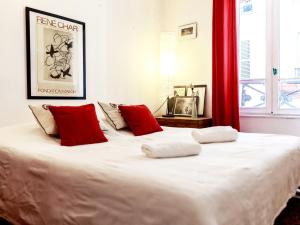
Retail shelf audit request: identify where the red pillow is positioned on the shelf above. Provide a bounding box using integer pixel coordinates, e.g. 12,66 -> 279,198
49,104 -> 108,146
118,104 -> 163,136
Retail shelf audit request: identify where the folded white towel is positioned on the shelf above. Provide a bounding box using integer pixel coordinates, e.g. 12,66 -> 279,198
192,126 -> 238,144
141,141 -> 201,158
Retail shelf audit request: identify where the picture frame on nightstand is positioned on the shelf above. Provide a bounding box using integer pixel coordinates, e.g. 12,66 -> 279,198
186,85 -> 206,116
173,96 -> 199,117
173,85 -> 187,96
166,84 -> 206,117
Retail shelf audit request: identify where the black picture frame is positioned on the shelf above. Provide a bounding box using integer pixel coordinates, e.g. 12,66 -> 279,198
186,84 -> 206,116
173,96 -> 199,117
26,7 -> 86,99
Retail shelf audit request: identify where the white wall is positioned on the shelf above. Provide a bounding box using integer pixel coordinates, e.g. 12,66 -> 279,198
240,116 -> 300,135
0,0 -> 161,127
160,0 -> 213,117
2,0 -> 299,136
160,0 -> 300,136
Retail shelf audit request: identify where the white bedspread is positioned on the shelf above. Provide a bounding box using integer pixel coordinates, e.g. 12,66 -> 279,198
0,123 -> 300,225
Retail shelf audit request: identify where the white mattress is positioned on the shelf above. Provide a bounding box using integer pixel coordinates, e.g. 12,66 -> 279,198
0,123 -> 300,225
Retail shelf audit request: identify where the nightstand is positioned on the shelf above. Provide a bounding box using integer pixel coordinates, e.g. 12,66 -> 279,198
156,116 -> 212,129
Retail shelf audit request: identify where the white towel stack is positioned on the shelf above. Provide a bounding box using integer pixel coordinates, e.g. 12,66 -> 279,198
141,141 -> 201,158
192,126 -> 238,144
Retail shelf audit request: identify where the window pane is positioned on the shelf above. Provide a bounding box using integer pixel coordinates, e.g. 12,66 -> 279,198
239,80 -> 266,108
279,0 -> 300,110
239,0 -> 267,108
279,80 -> 300,109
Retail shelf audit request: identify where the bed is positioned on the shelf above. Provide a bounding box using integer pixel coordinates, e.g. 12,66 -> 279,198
0,123 -> 300,225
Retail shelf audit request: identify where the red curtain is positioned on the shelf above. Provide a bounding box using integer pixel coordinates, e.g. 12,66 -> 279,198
212,0 -> 240,130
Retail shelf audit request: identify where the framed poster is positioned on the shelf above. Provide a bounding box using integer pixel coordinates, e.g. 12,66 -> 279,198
26,7 -> 86,99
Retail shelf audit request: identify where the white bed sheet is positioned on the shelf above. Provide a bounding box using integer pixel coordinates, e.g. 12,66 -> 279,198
0,123 -> 300,225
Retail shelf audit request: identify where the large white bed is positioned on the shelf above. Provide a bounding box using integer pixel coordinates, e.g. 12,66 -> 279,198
0,123 -> 300,225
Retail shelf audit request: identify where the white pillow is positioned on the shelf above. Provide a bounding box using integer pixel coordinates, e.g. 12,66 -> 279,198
98,102 -> 127,130
29,104 -> 108,136
28,104 -> 58,136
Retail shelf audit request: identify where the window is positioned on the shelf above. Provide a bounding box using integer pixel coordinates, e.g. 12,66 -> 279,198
238,0 -> 300,115
240,40 -> 250,80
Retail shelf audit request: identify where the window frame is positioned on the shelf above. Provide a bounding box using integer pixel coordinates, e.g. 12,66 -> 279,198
238,0 -> 300,116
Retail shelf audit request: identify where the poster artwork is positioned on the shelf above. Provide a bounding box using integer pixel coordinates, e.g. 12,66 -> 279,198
36,16 -> 79,96
44,30 -> 73,81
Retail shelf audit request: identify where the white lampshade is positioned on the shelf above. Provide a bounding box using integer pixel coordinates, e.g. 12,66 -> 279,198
160,32 -> 176,77
160,32 -> 177,99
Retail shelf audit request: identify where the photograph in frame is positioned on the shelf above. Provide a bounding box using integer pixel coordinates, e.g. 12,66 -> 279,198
173,85 -> 187,97
173,96 -> 198,117
178,22 -> 197,40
